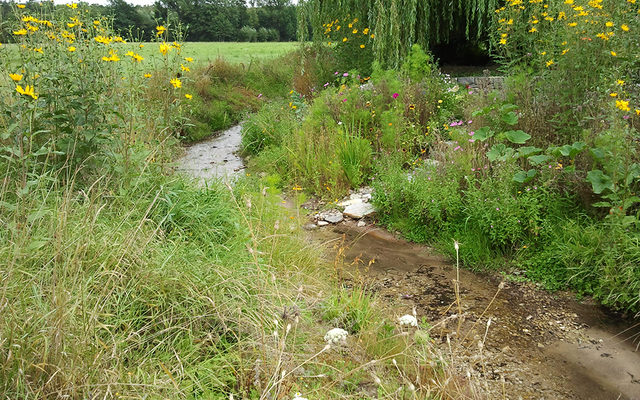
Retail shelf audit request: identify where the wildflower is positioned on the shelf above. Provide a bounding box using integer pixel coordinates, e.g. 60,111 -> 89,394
170,78 -> 182,88
342,37 -> 347,42
545,59 -> 554,67
616,100 -> 630,112
16,84 -> 38,100
352,29 -> 357,34
9,73 -> 23,82
185,57 -> 194,62
293,393 -> 308,400
185,94 -> 192,99
33,47 -> 43,54
181,64 -> 190,72
159,42 -> 170,55
392,93 -> 399,99
398,314 -> 418,327
610,93 -> 618,97
621,24 -> 629,32
610,51 -> 617,56
156,25 -> 166,35
144,73 -> 152,78
66,3 -> 77,9
324,328 -> 348,345
408,104 -> 415,110
13,29 -> 27,35
17,4 -> 25,8
360,44 -> 365,48
67,46 -> 76,52
617,80 -> 625,86
605,21 -> 614,27
363,28 -> 369,34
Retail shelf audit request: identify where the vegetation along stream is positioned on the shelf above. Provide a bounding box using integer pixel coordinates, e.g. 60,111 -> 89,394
179,124 -> 640,400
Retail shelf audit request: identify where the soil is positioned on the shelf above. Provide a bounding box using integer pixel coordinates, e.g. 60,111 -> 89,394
178,125 -> 640,400
311,221 -> 640,400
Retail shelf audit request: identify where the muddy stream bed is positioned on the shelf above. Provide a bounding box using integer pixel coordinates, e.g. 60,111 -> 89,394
178,125 -> 640,399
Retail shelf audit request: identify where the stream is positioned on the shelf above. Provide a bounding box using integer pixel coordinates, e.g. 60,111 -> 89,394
178,125 -> 640,399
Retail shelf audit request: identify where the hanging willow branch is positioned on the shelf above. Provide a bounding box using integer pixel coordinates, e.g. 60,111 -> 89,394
300,0 -> 497,68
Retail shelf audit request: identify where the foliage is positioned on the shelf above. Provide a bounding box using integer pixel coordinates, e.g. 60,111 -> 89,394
302,0 -> 498,68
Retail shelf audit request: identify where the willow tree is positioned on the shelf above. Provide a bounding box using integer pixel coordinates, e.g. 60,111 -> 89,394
299,0 -> 499,68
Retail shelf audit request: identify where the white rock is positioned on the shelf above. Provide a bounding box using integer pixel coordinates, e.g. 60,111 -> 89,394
338,198 -> 363,207
319,209 -> 344,224
317,220 -> 329,227
343,202 -> 375,219
357,221 -> 366,227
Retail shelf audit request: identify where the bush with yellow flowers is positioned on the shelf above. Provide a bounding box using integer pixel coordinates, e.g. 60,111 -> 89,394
322,16 -> 375,75
0,1 -> 193,183
492,0 -> 639,140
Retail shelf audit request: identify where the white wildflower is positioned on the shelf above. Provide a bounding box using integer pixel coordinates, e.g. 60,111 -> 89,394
398,314 -> 418,327
293,392 -> 308,400
324,327 -> 348,345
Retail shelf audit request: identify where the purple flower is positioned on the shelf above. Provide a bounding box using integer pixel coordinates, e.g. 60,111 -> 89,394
468,131 -> 475,136
468,91 -> 474,94
392,93 -> 399,99
257,93 -> 262,98
324,82 -> 330,87
454,146 -> 461,151
471,168 -> 476,171
467,120 -> 473,124
496,207 -> 500,211
623,115 -> 630,120
343,72 -> 349,77
342,98 -> 347,103
334,71 -> 339,75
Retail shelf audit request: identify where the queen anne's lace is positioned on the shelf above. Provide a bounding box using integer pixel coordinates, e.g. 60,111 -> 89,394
324,327 -> 348,345
398,314 -> 418,327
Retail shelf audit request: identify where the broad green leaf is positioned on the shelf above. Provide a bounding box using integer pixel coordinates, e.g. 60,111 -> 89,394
474,126 -> 494,141
499,103 -> 518,113
504,130 -> 531,144
586,169 -> 614,194
590,147 -> 605,162
487,143 -> 515,162
517,146 -> 542,157
528,154 -> 551,165
513,169 -> 537,183
626,163 -> 640,186
592,201 -> 611,208
501,111 -> 518,126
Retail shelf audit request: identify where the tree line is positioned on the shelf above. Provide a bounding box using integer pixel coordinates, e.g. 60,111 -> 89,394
0,0 -> 297,42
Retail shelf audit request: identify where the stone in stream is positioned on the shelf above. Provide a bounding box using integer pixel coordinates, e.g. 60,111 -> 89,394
343,202 -> 376,219
319,209 -> 344,224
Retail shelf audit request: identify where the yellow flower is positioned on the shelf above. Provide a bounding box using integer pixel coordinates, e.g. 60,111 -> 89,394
568,22 -> 577,27
17,4 -> 25,8
610,93 -> 618,97
93,20 -> 101,25
529,27 -> 537,33
159,42 -> 170,55
352,29 -> 357,34
541,51 -> 547,55
610,50 -> 617,56
66,3 -> 77,9
156,25 -> 166,35
67,46 -> 76,52
363,28 -> 369,34
616,100 -> 630,112
9,73 -> 23,82
13,29 -> 27,35
181,64 -> 190,72
185,57 -> 194,62
617,80 -> 625,85
170,78 -> 182,88
360,44 -> 365,48
546,59 -> 554,67
33,47 -> 43,54
185,94 -> 192,99
16,84 -> 38,100
499,38 -> 507,45
621,24 -> 629,31
636,109 -> 640,115
342,37 -> 347,42
370,33 -> 375,38
144,73 -> 152,78
605,21 -> 614,27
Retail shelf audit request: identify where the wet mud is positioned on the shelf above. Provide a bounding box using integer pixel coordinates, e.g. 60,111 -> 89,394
312,223 -> 640,400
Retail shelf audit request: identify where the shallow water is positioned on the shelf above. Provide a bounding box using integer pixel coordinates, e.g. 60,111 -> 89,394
312,224 -> 640,399
176,125 -> 245,183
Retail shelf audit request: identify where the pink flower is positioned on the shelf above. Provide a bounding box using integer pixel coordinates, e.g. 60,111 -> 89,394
343,72 -> 349,77
342,98 -> 347,102
323,82 -> 330,87
334,71 -> 339,75
392,93 -> 399,99
468,139 -> 475,143
468,131 -> 475,136
257,93 -> 262,98
468,91 -> 474,94
467,120 -> 473,124
454,146 -> 461,151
